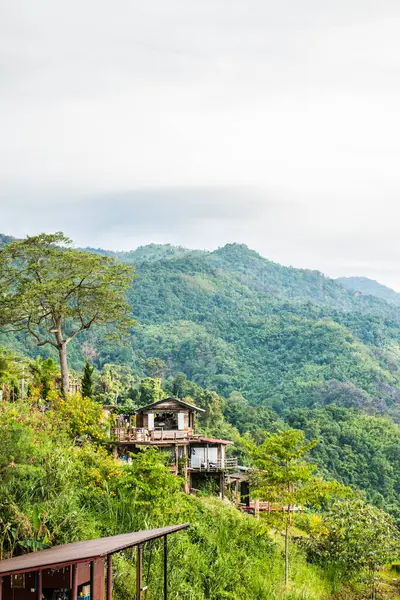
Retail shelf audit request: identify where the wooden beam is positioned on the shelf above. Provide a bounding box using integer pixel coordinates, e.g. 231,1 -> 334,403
107,554 -> 113,600
164,536 -> 168,600
136,544 -> 143,600
71,564 -> 78,600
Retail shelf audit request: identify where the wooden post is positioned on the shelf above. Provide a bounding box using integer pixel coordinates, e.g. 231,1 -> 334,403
164,535 -> 168,600
72,564 -> 78,600
235,479 -> 239,506
136,544 -> 143,600
36,570 -> 42,600
183,446 -> 189,494
0,575 -> 3,600
107,554 -> 113,600
175,445 -> 179,474
90,561 -> 95,600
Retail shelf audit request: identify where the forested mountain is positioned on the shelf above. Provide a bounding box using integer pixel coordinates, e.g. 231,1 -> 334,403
105,242 -> 400,422
337,276 -> 400,306
3,237 -> 400,423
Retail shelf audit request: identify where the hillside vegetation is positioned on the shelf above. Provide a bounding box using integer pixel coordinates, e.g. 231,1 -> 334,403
0,398 -> 336,600
1,234 -> 400,598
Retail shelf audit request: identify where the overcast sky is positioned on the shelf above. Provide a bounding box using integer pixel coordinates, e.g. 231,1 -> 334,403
2,1 -> 400,289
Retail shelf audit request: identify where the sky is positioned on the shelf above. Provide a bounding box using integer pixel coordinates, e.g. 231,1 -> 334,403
2,1 -> 400,289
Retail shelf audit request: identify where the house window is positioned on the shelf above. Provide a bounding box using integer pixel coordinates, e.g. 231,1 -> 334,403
154,412 -> 179,430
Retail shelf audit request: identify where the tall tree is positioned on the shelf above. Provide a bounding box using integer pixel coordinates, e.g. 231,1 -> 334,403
0,233 -> 135,396
81,360 -> 95,399
248,429 -> 350,586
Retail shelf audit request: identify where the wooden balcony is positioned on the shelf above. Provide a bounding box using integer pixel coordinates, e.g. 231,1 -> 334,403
112,427 -> 194,443
189,457 -> 238,472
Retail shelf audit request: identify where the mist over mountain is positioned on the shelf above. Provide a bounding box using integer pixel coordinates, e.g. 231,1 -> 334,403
337,276 -> 400,307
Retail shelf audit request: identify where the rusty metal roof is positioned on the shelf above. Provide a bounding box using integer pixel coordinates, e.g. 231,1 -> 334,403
196,437 -> 233,445
0,524 -> 189,576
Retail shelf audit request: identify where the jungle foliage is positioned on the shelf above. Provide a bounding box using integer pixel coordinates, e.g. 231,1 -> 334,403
0,397 -> 337,600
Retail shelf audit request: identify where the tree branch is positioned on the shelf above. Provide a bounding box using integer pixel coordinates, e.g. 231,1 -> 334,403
64,313 -> 99,344
27,316 -> 58,349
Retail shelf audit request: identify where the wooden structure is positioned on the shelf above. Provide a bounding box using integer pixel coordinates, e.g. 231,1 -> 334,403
0,524 -> 189,600
110,398 -> 237,496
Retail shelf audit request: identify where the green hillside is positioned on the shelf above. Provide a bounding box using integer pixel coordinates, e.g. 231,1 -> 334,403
114,243 -> 400,420
3,238 -> 400,422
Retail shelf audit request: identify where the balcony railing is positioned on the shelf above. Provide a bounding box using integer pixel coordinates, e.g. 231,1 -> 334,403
189,457 -> 238,471
112,427 -> 194,442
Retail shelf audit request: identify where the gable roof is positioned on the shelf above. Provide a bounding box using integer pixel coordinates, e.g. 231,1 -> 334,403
0,524 -> 189,576
135,397 -> 205,413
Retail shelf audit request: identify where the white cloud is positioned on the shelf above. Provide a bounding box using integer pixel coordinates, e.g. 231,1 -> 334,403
1,1 -> 400,288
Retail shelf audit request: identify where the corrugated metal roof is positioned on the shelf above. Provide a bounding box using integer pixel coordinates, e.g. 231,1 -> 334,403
0,524 -> 189,576
135,398 -> 205,413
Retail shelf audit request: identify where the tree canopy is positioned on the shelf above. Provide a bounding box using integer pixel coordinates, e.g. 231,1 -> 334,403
0,233 -> 135,394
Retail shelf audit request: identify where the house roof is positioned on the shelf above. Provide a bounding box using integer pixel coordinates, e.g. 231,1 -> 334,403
196,436 -> 233,446
135,397 -> 205,413
0,524 -> 189,576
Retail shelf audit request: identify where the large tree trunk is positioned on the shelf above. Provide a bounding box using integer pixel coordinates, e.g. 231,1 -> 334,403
57,341 -> 70,397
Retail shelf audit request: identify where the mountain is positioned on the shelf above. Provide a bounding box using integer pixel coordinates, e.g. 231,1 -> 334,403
86,242 -> 400,422
337,276 -> 400,306
3,237 -> 400,422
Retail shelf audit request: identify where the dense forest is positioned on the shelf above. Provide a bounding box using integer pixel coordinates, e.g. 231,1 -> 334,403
1,233 -> 400,598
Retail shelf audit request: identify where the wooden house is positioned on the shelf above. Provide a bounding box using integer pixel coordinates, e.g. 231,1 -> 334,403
110,398 -> 237,495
